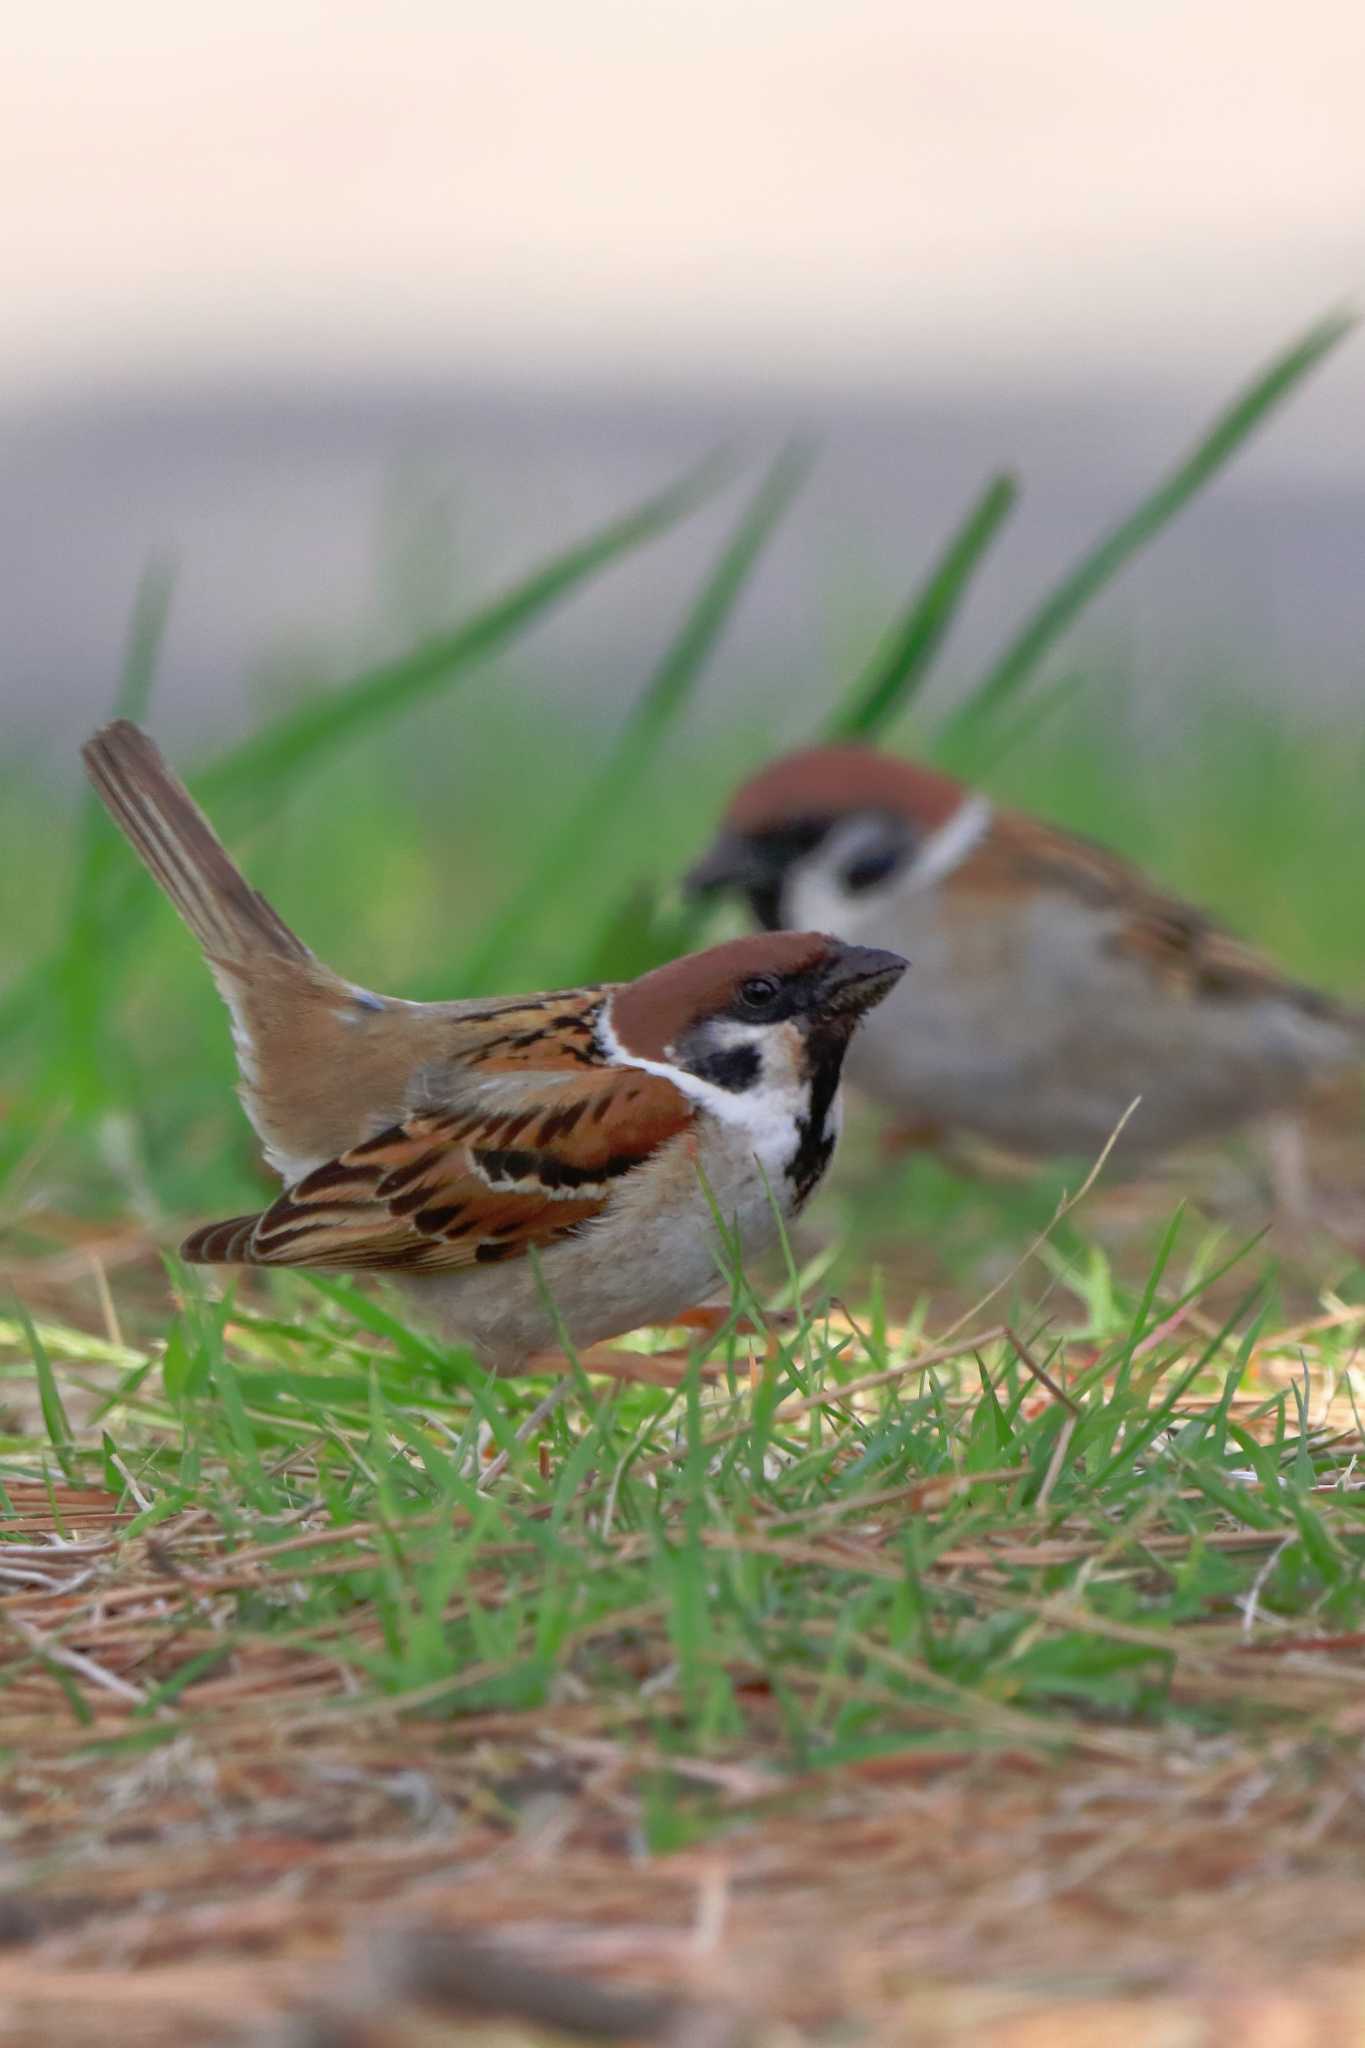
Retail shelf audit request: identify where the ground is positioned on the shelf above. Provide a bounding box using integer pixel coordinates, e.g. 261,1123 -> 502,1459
5,1140 -> 1365,2045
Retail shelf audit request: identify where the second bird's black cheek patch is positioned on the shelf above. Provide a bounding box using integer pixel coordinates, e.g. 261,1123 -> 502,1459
688,1041 -> 762,1093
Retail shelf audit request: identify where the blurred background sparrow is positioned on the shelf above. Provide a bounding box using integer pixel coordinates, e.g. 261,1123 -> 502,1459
685,744 -> 1364,1222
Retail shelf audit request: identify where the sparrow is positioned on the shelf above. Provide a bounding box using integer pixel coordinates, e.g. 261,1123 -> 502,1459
81,722 -> 904,1372
685,743 -> 1363,1193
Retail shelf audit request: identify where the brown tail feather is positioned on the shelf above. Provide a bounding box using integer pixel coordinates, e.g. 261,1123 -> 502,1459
181,1214 -> 263,1263
81,720 -> 311,965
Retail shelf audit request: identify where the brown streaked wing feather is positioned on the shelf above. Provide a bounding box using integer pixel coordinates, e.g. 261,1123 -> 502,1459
181,1214 -> 263,1263
425,991 -> 611,1074
184,1065 -> 694,1274
960,810 -> 1305,1007
1104,904 -> 1296,1003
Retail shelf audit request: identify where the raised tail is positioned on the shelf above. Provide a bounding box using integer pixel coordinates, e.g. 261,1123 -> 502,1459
82,718 -> 435,1187
81,719 -> 311,965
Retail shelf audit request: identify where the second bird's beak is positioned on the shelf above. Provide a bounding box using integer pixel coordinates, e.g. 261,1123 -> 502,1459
684,831 -> 773,897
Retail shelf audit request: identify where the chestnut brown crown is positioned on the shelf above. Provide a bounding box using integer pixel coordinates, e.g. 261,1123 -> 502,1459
721,746 -> 965,837
685,748 -> 965,930
611,931 -> 907,1063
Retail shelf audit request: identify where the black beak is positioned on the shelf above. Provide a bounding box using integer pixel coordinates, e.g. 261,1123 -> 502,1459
683,831 -> 775,898
819,943 -> 908,1017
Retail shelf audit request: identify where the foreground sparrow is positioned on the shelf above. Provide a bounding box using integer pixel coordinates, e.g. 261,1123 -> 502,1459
686,744 -> 1363,1195
82,722 -> 904,1370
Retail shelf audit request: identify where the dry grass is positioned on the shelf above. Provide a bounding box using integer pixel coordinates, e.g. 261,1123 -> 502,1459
6,1268 -> 1365,2047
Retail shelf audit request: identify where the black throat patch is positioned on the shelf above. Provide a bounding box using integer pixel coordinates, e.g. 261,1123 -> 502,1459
688,1040 -> 762,1093
786,1026 -> 845,1209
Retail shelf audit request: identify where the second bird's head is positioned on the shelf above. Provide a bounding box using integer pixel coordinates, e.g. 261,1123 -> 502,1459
684,744 -> 985,934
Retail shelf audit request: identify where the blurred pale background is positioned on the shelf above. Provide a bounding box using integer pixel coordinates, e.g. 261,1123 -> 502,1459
5,0 -> 1364,747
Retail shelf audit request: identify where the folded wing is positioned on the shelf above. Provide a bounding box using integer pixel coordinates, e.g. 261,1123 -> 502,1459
182,1065 -> 692,1273
983,811 -> 1339,1011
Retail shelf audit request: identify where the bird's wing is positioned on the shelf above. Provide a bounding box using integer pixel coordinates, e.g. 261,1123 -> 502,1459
182,1059 -> 693,1273
965,810 -> 1330,1009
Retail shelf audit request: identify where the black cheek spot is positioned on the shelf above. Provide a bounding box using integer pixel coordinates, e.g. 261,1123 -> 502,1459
843,848 -> 900,893
690,1042 -> 761,1093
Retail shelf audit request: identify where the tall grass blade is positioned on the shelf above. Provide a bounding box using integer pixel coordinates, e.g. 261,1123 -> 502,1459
461,443 -> 810,987
199,451 -> 735,810
825,473 -> 1017,740
13,1299 -> 76,1481
65,565 -> 175,926
50,564 -> 176,1116
936,312 -> 1355,761
0,460 -> 728,1053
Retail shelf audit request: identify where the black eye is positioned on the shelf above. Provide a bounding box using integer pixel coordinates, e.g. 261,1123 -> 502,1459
843,847 -> 899,893
737,974 -> 781,1011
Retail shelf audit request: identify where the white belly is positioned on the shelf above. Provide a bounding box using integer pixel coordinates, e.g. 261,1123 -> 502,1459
397,1120 -> 805,1372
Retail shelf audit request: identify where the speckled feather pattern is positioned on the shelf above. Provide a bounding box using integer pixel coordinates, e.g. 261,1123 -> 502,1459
82,722 -> 902,1372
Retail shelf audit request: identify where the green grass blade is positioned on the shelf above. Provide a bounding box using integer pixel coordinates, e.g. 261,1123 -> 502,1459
460,443 -> 810,987
937,312 -> 1355,761
12,1299 -> 76,1481
825,473 -> 1017,741
113,560 -> 177,729
50,565 -> 176,1116
0,458 -> 728,1056
199,452 -> 734,811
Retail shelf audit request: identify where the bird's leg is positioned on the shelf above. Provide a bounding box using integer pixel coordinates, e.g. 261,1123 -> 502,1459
1259,1112 -> 1365,1254
1263,1113 -> 1313,1228
523,1303 -> 796,1386
662,1303 -> 798,1338
522,1343 -> 727,1386
653,1302 -> 799,1399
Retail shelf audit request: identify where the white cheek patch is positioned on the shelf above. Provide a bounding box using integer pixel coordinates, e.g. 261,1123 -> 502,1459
597,1003 -> 764,1127
597,1002 -> 806,1179
787,795 -> 992,931
906,794 -> 993,890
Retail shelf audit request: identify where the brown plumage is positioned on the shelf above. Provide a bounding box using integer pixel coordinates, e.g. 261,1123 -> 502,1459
181,1066 -> 691,1274
686,741 -> 1362,1193
83,722 -> 904,1366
